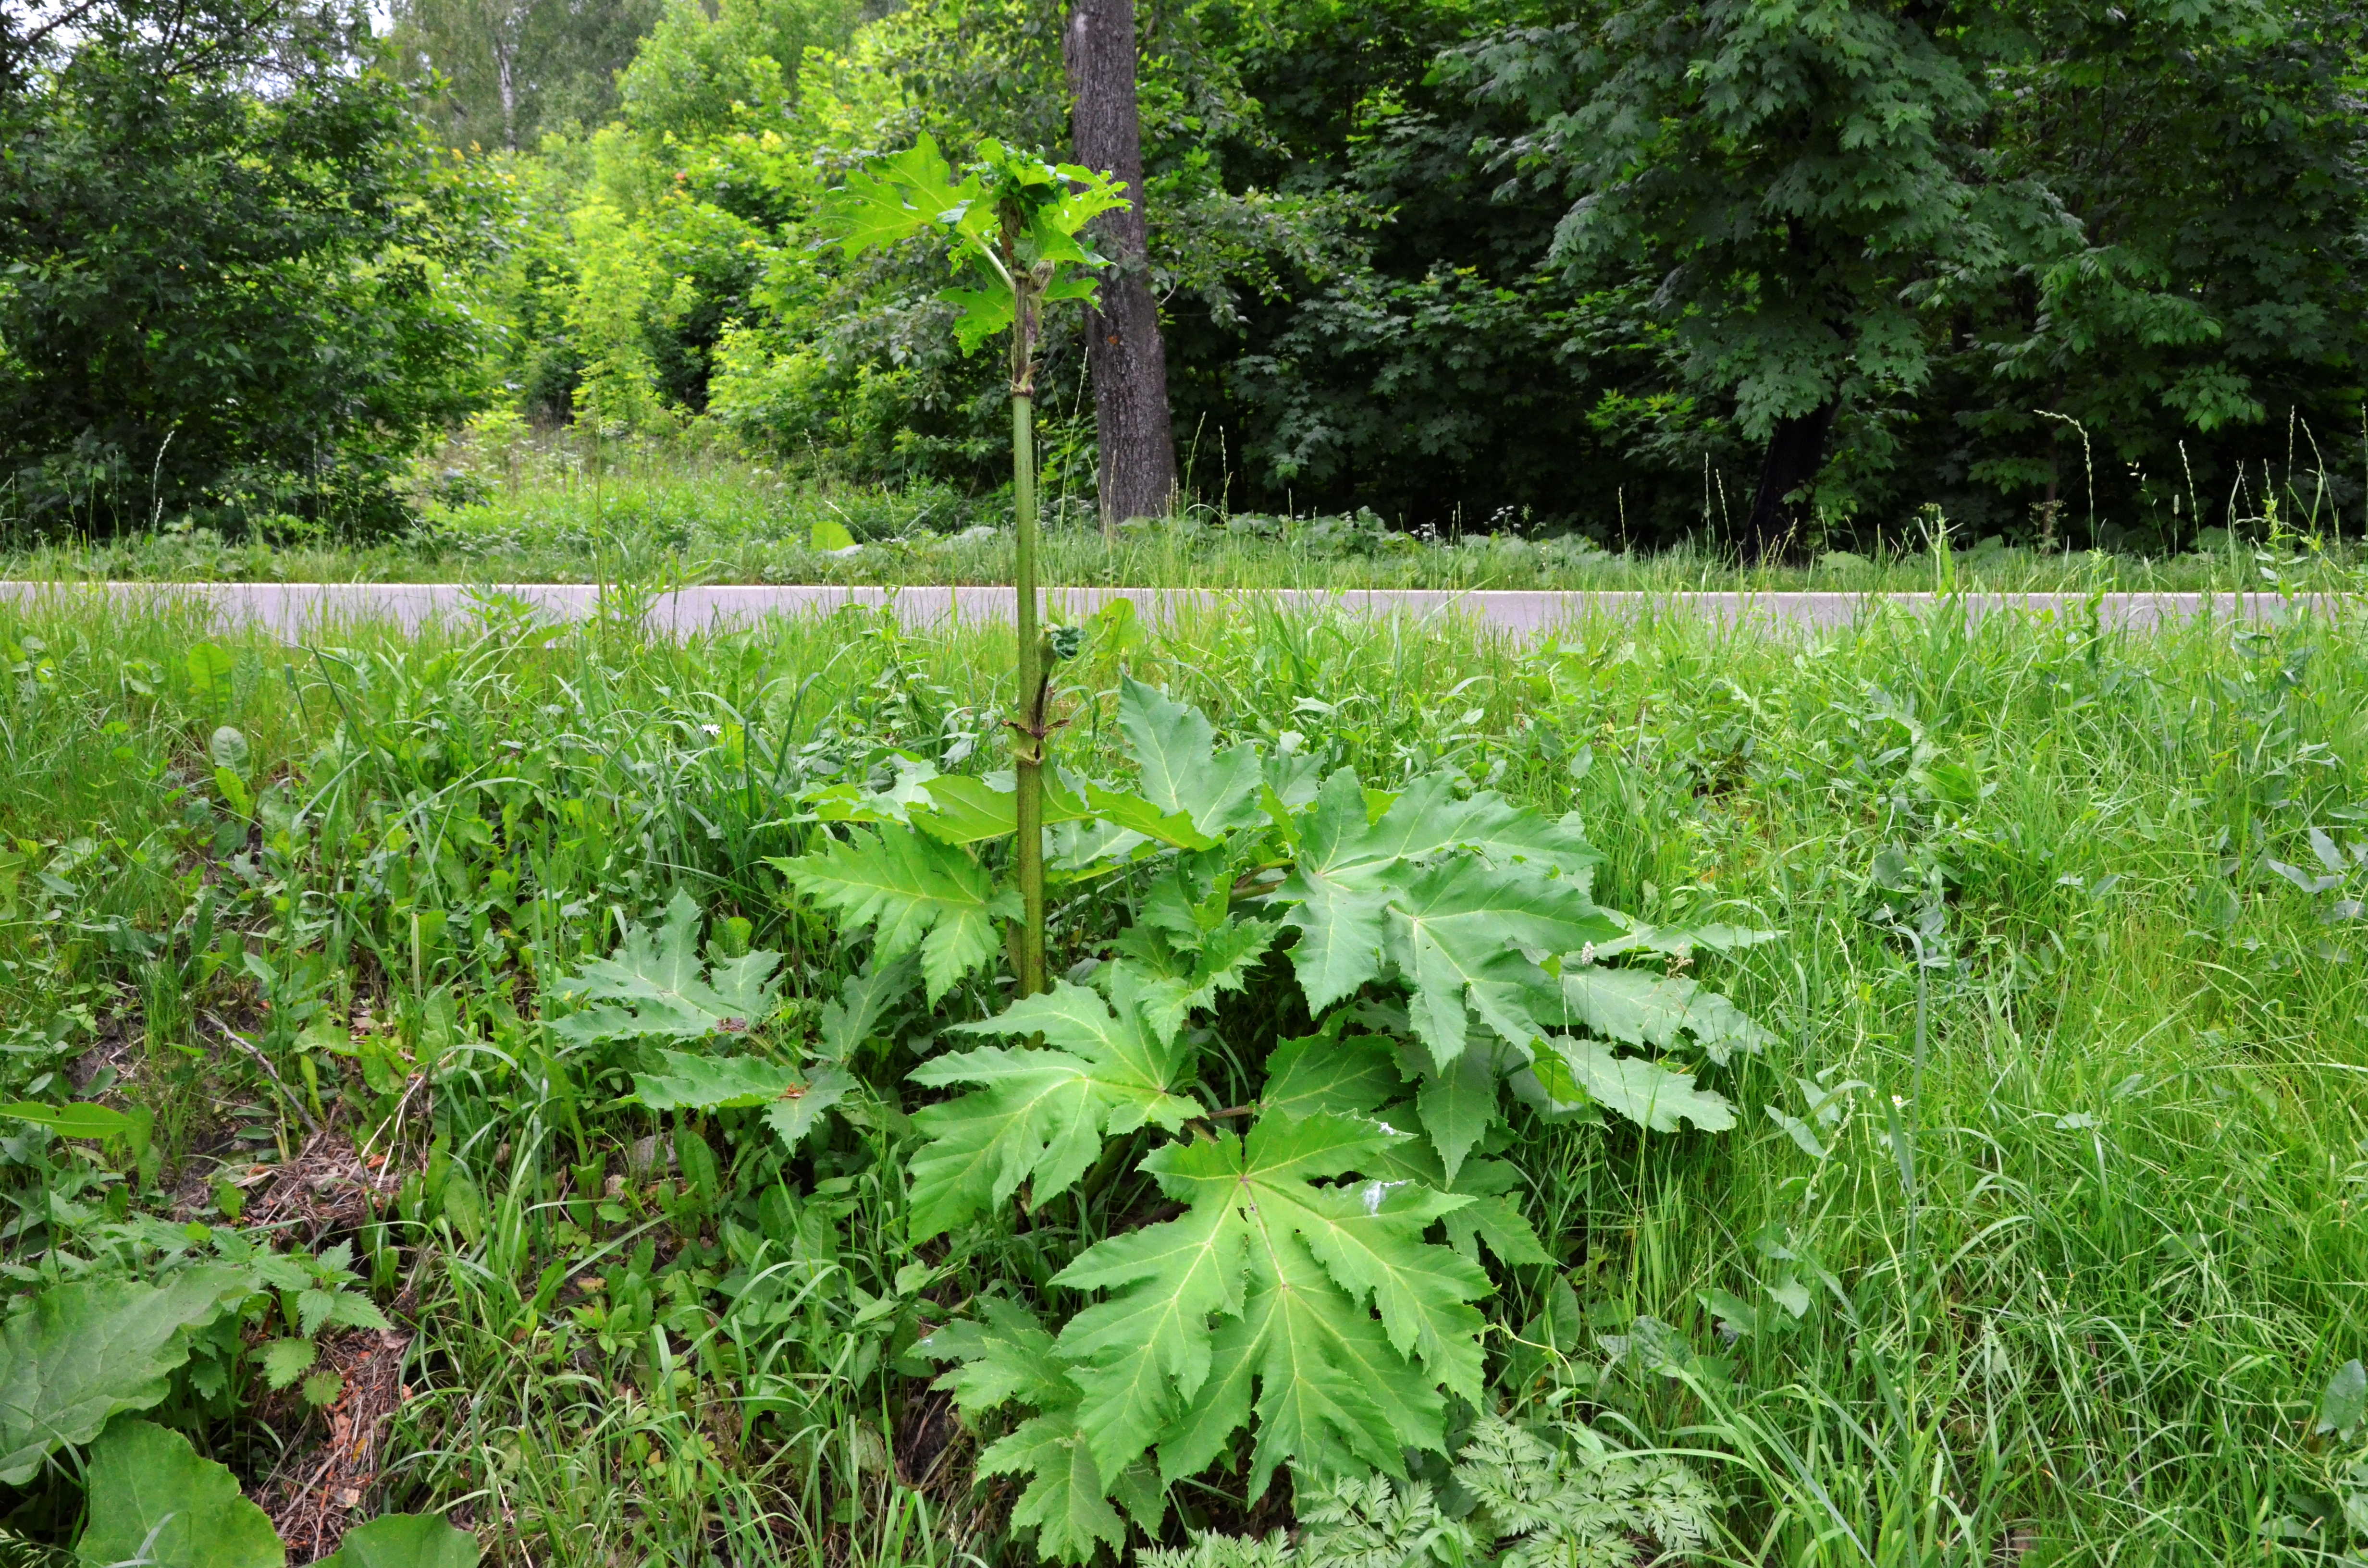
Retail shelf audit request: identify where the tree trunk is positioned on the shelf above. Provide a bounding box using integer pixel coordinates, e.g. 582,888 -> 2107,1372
1739,402 -> 1837,562
1063,0 -> 1176,530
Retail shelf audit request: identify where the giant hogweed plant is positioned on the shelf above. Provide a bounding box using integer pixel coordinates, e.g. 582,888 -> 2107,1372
594,676 -> 1766,1561
819,135 -> 1129,998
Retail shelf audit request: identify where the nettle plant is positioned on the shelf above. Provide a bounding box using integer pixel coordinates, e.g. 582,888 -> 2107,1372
614,678 -> 1761,1560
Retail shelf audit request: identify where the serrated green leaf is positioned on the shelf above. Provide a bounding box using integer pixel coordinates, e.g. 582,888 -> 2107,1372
1133,918 -> 1278,1046
548,891 -> 784,1044
1159,1211 -> 1443,1499
911,775 -> 1018,845
1083,784 -> 1220,851
1259,1019 -> 1403,1120
1289,1181 -> 1488,1403
297,1288 -> 337,1338
258,1337 -> 317,1390
1050,1111 -> 1480,1492
317,1513 -> 480,1568
325,1292 -> 393,1332
1415,1038 -> 1502,1182
0,1267 -> 252,1486
924,1296 -> 1074,1415
943,285 -> 1016,355
77,1418 -> 282,1568
634,1051 -> 804,1111
1350,1139 -> 1551,1269
1523,1036 -> 1735,1133
1554,964 -> 1772,1065
980,1410 -> 1130,1565
906,970 -> 1202,1237
1276,769 -> 1618,1057
818,957 -> 916,1061
1445,1192 -> 1552,1268
762,1065 -> 855,1150
773,825 -> 1020,1003
1385,856 -> 1620,1069
819,134 -> 985,259
1118,678 -> 1265,839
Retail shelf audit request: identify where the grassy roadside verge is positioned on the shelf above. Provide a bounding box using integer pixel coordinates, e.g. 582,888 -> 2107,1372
1,590 -> 2363,1565
5,445 -> 2364,596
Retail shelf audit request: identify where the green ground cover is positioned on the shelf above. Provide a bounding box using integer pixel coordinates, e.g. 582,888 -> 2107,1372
0,586 -> 2364,1566
5,446 -> 2362,595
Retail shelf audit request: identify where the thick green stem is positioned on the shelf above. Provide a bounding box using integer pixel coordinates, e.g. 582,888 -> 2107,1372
1012,391 -> 1047,996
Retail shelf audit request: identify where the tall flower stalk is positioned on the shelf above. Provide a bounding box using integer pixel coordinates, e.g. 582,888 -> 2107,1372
821,137 -> 1128,994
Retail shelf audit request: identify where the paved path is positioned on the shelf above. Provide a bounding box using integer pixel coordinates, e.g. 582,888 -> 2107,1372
0,581 -> 2348,638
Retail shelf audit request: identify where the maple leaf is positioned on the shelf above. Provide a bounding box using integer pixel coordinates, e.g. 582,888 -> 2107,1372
547,891 -> 785,1044
771,824 -> 1020,1003
1048,1110 -> 1488,1495
904,967 -> 1204,1238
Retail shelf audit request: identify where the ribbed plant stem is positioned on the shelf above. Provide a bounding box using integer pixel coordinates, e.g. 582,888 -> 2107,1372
1012,390 -> 1047,996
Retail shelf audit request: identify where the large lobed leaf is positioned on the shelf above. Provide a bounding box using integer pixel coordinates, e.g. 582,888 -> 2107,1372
1116,678 -> 1265,841
772,825 -> 1020,1004
317,1514 -> 480,1568
76,1417 -> 283,1568
0,1268 -> 252,1486
819,134 -> 992,263
1049,1110 -> 1489,1498
905,969 -> 1204,1237
924,1298 -> 1163,1564
548,891 -> 784,1044
1275,768 -> 1619,1070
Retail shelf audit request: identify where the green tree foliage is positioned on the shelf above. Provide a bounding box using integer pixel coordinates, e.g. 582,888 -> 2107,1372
1451,0 -> 2368,544
388,0 -> 665,150
0,0 -> 498,534
460,0 -> 2368,547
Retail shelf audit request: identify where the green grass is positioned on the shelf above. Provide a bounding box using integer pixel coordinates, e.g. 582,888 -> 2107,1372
2,585 -> 2365,1565
5,437 -> 2364,595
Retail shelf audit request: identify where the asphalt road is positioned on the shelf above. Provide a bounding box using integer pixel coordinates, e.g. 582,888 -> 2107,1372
0,581 -> 2346,638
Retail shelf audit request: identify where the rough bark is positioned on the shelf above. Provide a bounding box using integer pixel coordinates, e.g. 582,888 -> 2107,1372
1739,402 -> 1838,562
1063,0 -> 1176,528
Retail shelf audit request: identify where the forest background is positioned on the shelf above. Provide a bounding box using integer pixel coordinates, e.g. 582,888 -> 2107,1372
5,0 -> 2368,556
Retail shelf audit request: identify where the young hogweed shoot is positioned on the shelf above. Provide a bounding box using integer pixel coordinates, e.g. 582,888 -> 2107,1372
821,135 -> 1129,995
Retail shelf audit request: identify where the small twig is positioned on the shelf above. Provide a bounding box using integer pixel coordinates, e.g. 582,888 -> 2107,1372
208,1013 -> 323,1136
